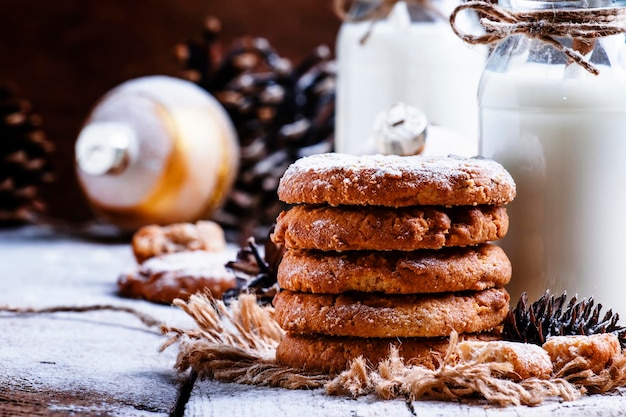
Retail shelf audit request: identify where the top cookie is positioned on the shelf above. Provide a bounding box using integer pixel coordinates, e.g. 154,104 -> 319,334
277,153 -> 516,207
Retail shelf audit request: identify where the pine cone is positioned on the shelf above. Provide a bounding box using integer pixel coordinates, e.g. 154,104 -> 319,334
0,84 -> 55,225
175,17 -> 335,241
222,226 -> 286,306
502,291 -> 626,348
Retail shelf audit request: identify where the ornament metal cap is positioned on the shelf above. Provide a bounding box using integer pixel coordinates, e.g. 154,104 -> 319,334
372,102 -> 428,156
75,122 -> 134,176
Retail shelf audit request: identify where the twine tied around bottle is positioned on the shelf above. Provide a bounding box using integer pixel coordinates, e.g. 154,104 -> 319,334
334,0 -> 439,43
450,0 -> 626,75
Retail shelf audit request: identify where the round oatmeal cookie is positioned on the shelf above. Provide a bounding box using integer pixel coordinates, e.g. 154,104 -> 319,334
273,288 -> 510,338
277,153 -> 516,207
132,220 -> 226,264
271,205 -> 508,251
277,244 -> 511,294
276,332 -> 499,375
118,251 -> 236,304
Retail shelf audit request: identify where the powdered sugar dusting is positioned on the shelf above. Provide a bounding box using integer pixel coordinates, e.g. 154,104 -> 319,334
282,153 -> 510,183
140,251 -> 234,281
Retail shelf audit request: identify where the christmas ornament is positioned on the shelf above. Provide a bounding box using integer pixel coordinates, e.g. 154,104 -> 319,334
0,83 -> 54,225
502,291 -> 626,349
75,76 -> 239,232
175,17 -> 335,240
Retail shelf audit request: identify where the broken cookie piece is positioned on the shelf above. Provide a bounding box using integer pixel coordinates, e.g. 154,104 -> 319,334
118,251 -> 236,304
543,333 -> 621,374
457,340 -> 553,381
132,220 -> 226,264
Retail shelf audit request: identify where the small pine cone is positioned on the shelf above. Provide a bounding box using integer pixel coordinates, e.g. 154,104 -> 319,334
502,291 -> 626,349
0,84 -> 55,225
222,226 -> 286,306
175,17 -> 335,241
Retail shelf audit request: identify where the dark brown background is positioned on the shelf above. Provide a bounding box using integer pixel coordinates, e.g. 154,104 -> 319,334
0,0 -> 340,223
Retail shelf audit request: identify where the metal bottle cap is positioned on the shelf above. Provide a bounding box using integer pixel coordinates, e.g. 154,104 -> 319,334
75,122 -> 135,176
372,102 -> 428,156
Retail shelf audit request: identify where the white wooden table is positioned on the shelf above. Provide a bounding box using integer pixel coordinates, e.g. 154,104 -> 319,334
1,225 -> 625,416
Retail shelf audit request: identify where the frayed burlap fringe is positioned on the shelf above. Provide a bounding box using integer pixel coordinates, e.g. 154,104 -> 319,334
160,293 -> 329,390
327,339 -> 580,406
554,352 -> 626,394
161,293 -> 626,406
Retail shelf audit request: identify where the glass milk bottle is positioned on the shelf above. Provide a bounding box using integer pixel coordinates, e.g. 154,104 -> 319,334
478,0 -> 626,316
335,0 -> 486,154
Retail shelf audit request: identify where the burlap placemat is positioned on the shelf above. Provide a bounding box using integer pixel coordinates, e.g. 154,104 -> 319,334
160,293 -> 626,407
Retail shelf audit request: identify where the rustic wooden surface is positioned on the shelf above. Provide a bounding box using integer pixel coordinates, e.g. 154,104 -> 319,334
2,225 -> 626,416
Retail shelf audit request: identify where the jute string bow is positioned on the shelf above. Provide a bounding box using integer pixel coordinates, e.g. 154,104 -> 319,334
450,0 -> 626,75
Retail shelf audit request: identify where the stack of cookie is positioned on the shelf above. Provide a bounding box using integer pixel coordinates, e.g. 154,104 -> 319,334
270,153 -> 516,374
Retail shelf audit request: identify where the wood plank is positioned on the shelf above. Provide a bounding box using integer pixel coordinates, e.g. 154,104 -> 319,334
186,380 -> 626,417
0,226 -> 184,416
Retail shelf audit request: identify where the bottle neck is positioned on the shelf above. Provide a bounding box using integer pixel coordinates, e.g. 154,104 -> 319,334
346,0 -> 445,22
348,0 -> 384,20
